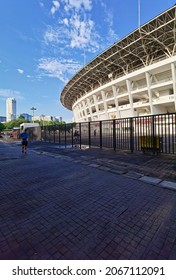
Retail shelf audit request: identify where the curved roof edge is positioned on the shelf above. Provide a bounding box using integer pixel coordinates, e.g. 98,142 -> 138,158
60,5 -> 176,111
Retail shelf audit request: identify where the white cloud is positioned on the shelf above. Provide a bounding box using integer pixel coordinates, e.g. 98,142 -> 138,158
44,13 -> 99,52
17,69 -> 24,74
99,1 -> 119,44
44,29 -> 59,44
39,1 -> 44,8
0,89 -> 24,100
69,15 -> 95,49
43,0 -> 119,54
43,0 -> 96,50
40,0 -> 119,82
64,0 -> 92,11
38,58 -> 82,83
51,0 -> 60,15
108,27 -> 119,43
44,25 -> 69,45
63,18 -> 69,26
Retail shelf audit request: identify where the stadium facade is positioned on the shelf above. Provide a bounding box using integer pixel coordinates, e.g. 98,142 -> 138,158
61,5 -> 176,123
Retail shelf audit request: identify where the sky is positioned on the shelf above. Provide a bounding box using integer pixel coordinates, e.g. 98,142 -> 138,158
0,0 -> 175,123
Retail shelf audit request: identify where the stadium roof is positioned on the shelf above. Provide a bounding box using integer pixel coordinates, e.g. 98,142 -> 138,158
60,5 -> 176,111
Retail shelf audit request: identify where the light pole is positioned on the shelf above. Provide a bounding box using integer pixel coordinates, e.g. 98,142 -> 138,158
30,107 -> 36,123
138,0 -> 141,28
40,114 -> 45,127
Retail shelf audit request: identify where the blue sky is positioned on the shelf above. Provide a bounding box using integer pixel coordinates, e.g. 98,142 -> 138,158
0,0 -> 175,122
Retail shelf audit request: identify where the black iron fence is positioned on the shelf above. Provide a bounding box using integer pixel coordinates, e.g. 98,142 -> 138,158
41,113 -> 176,154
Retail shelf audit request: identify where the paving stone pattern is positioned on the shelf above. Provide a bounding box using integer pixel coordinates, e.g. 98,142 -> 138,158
28,141 -> 176,183
0,141 -> 176,260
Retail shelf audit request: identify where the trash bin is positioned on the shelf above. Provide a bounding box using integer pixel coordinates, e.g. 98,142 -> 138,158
139,136 -> 161,154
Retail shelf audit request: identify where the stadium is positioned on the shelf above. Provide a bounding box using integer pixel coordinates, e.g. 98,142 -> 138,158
60,5 -> 176,123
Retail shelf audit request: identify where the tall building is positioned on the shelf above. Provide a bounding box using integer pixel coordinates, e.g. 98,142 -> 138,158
21,113 -> 32,121
60,5 -> 176,122
6,98 -> 16,122
0,116 -> 6,122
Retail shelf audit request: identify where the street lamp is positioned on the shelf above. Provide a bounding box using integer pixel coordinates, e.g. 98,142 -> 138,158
40,114 -> 45,127
30,107 -> 36,123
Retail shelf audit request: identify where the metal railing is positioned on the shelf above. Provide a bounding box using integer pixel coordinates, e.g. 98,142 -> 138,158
41,113 -> 176,154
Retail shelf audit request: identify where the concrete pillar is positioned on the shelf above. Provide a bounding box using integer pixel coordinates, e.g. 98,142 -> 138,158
171,62 -> 176,111
86,98 -> 93,120
93,94 -> 100,120
101,90 -> 109,119
145,72 -> 153,114
112,85 -> 120,118
126,79 -> 134,116
81,101 -> 87,121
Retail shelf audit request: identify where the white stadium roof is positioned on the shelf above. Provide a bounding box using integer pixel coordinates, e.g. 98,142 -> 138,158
60,5 -> 176,111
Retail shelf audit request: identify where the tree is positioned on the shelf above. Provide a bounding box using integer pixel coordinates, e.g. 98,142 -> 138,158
5,119 -> 30,129
18,114 -> 25,120
0,123 -> 5,131
39,120 -> 66,126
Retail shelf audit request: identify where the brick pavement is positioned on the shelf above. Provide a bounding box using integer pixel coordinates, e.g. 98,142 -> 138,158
28,140 -> 176,184
0,140 -> 176,260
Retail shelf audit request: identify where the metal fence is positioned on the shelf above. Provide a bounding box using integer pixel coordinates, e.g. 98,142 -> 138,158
41,113 -> 176,154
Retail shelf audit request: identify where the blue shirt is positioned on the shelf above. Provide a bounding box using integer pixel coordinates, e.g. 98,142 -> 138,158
20,132 -> 29,142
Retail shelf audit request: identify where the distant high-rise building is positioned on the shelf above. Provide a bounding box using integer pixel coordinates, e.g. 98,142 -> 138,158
6,98 -> 16,122
0,116 -> 6,122
21,113 -> 32,121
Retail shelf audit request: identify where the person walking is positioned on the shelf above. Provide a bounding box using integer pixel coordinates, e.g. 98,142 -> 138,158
20,129 -> 29,154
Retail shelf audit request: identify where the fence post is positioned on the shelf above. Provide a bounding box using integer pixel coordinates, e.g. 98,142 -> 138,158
71,123 -> 74,147
130,117 -> 134,153
65,123 -> 67,147
113,119 -> 116,151
53,126 -> 55,143
79,122 -> 82,149
48,126 -> 51,143
152,115 -> 156,154
100,121 -> 102,149
44,127 -> 46,142
59,125 -> 61,145
88,122 -> 91,148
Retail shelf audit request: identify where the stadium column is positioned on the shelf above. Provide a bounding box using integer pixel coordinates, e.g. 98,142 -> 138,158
81,100 -> 87,121
72,104 -> 77,122
145,71 -> 154,115
75,105 -> 80,122
78,104 -> 84,122
126,79 -> 134,116
112,85 -> 120,118
93,94 -> 99,119
171,62 -> 176,111
74,105 -> 80,122
86,98 -> 93,121
101,90 -> 109,119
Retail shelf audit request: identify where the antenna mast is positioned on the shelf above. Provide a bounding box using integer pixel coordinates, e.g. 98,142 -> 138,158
138,0 -> 141,27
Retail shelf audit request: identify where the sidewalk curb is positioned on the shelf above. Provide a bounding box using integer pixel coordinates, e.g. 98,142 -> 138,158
159,180 -> 176,191
32,149 -> 176,192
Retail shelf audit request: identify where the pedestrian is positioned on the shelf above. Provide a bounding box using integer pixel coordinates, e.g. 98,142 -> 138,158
94,129 -> 96,137
20,129 -> 29,154
74,130 -> 79,146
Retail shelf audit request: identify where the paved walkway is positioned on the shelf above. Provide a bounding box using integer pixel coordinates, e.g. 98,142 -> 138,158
0,140 -> 176,260
28,141 -> 176,185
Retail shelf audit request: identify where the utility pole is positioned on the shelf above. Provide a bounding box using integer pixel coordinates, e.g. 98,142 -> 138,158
30,107 -> 36,123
